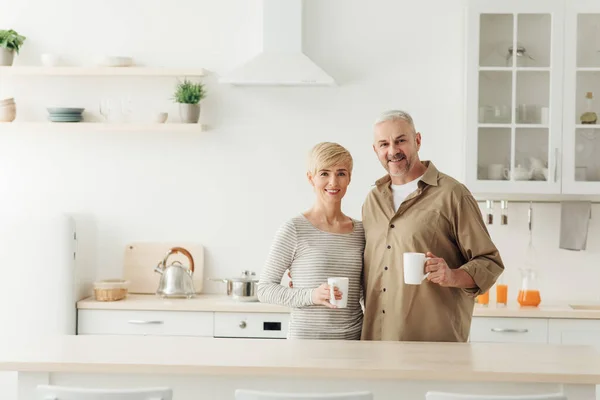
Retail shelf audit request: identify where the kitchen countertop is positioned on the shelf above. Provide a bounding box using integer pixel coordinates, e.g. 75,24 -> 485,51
77,293 -> 290,313
77,294 -> 600,319
473,303 -> 600,319
0,335 -> 599,383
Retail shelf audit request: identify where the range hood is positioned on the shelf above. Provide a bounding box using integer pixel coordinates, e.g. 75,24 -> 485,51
219,0 -> 336,86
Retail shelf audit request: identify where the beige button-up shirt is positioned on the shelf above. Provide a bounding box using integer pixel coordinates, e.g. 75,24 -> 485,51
361,161 -> 504,342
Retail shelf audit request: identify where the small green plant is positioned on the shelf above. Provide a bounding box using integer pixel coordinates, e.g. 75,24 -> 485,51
172,78 -> 206,104
0,29 -> 26,53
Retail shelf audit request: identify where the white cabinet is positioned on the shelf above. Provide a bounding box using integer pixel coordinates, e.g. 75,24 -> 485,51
466,0 -> 600,196
548,319 -> 600,400
562,0 -> 600,194
213,312 -> 289,339
469,317 -> 549,343
77,309 -> 290,338
77,309 -> 214,337
548,319 -> 600,347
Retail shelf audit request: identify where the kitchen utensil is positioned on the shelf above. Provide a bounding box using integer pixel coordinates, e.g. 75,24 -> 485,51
487,164 -> 508,180
93,279 -> 129,301
123,242 -> 204,294
507,165 -> 531,181
476,290 -> 489,306
155,112 -> 168,123
517,268 -> 541,307
210,270 -> 259,302
328,277 -> 349,308
100,56 -> 134,67
402,252 -> 431,285
500,200 -> 508,225
41,53 -> 60,67
154,246 -> 196,298
47,107 -> 84,114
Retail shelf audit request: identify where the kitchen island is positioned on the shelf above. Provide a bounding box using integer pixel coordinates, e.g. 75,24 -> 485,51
0,335 -> 599,400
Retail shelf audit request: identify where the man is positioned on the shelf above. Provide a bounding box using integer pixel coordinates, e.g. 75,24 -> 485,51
361,110 -> 504,342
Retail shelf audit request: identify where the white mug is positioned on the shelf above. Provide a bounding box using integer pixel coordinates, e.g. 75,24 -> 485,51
403,252 -> 431,285
328,277 -> 349,308
487,164 -> 509,180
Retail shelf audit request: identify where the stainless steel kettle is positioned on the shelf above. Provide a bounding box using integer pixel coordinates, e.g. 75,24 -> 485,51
154,247 -> 196,298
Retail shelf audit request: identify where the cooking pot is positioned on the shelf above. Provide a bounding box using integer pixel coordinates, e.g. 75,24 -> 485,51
210,270 -> 259,302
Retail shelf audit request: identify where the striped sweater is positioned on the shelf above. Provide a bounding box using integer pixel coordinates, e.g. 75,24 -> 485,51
257,214 -> 365,340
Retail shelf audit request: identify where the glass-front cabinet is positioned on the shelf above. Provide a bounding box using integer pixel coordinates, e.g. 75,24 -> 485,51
466,0 -> 564,195
563,0 -> 600,194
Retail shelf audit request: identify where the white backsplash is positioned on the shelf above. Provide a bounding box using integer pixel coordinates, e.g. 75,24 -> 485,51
481,202 -> 600,305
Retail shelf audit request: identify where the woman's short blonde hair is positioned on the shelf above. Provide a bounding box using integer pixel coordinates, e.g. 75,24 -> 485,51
307,142 -> 353,176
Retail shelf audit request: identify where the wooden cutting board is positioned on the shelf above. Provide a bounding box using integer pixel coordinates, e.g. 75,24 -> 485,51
123,242 -> 204,294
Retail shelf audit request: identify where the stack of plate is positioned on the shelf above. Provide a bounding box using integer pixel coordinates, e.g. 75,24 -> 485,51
47,107 -> 84,123
0,98 -> 17,122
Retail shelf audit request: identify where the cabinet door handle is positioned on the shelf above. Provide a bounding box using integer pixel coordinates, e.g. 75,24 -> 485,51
554,147 -> 559,182
491,328 -> 528,333
128,320 -> 164,325
239,321 -> 247,329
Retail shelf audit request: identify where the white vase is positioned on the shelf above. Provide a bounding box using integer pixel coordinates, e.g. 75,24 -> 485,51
0,48 -> 14,66
179,103 -> 200,124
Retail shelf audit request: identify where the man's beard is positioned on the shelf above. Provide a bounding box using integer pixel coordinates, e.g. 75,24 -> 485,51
387,153 -> 411,176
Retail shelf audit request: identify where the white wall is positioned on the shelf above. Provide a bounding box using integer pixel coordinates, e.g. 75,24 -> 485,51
0,0 -> 598,306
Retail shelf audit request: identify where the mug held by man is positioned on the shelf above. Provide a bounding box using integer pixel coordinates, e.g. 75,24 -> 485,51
403,252 -> 431,285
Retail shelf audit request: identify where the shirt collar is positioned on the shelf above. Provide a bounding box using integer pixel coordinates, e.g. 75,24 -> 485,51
374,160 -> 439,191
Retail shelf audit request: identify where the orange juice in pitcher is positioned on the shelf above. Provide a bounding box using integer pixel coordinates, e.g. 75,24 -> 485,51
517,268 -> 541,307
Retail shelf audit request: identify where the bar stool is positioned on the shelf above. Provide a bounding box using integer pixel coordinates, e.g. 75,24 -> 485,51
235,389 -> 373,400
36,384 -> 173,400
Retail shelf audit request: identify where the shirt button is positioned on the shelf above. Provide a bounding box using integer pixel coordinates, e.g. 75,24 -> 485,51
383,288 -> 387,292
387,245 -> 391,249
390,224 -> 395,228
384,266 -> 388,270
382,310 -> 386,314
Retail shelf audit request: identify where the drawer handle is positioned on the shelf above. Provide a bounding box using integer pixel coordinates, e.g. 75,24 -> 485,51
128,320 -> 164,325
239,321 -> 247,329
491,328 -> 528,333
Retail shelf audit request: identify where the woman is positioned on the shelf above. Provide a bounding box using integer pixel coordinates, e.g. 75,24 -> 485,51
257,142 -> 365,340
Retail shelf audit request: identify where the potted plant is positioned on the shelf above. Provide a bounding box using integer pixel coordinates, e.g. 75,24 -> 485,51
0,29 -> 26,66
173,78 -> 206,123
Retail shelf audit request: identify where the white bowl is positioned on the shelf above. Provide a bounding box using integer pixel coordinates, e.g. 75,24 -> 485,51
155,112 -> 168,123
102,56 -> 134,67
41,53 -> 61,67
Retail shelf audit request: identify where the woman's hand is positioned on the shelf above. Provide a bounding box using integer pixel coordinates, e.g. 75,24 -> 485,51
311,283 -> 342,308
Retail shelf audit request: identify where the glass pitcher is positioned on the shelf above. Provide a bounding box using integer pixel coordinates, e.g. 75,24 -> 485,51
517,268 -> 541,307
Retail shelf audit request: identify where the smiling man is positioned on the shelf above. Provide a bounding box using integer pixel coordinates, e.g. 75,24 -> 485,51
360,110 -> 505,342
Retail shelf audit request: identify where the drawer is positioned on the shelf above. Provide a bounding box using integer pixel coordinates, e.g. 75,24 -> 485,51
77,309 -> 213,336
469,317 -> 548,343
214,312 -> 289,339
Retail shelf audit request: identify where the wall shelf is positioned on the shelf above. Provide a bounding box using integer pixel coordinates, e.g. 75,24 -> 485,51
0,66 -> 206,77
0,122 -> 206,132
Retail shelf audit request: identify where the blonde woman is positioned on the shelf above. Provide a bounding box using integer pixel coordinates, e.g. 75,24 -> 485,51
257,142 -> 365,340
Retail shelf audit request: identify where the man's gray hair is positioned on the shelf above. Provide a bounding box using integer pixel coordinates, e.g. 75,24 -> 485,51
374,110 -> 415,130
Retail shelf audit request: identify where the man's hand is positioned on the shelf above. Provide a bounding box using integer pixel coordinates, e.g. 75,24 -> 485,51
424,252 -> 455,287
425,252 -> 477,289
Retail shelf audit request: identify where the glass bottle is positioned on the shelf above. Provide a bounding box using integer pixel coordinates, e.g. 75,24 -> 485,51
500,200 -> 508,225
580,92 -> 598,125
485,200 -> 494,225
